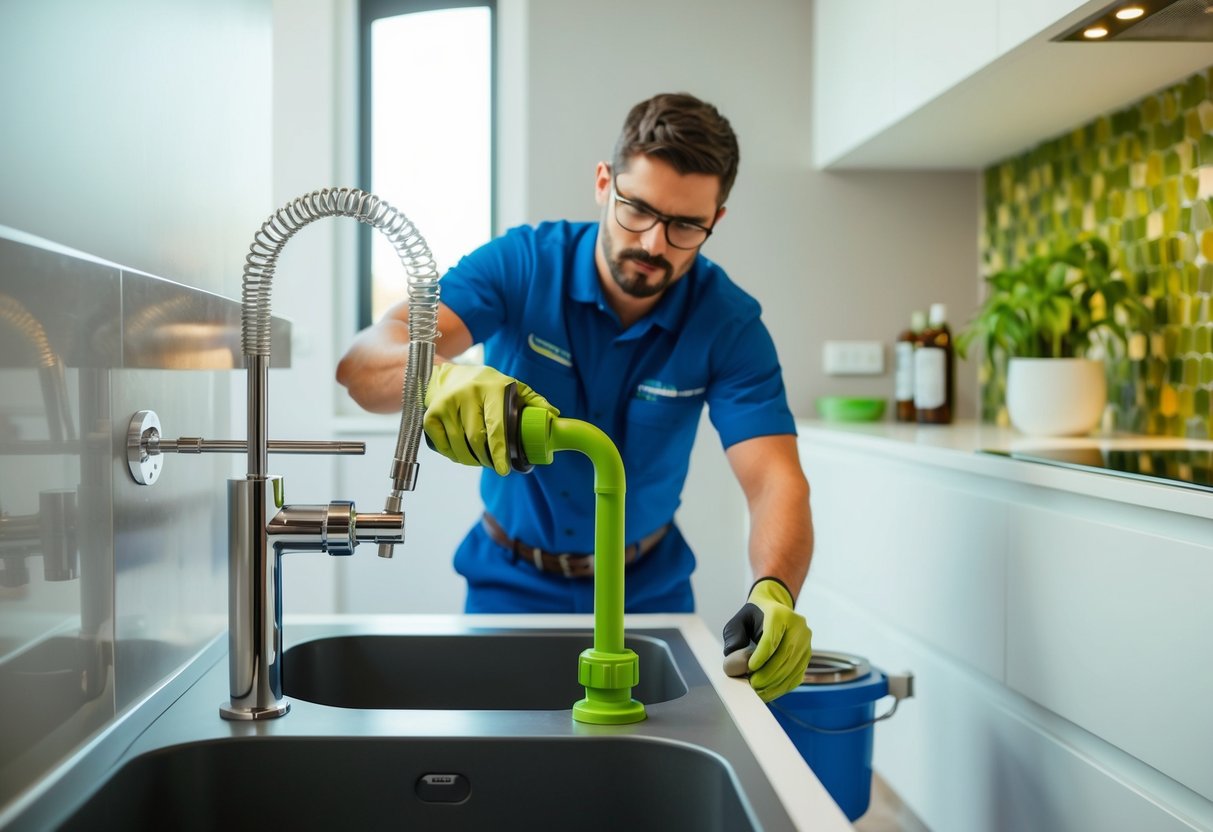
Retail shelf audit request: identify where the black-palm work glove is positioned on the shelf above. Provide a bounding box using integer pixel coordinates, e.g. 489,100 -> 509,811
722,577 -> 812,703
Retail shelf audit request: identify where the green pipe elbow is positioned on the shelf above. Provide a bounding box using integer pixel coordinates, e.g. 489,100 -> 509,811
550,418 -> 625,495
519,408 -> 624,490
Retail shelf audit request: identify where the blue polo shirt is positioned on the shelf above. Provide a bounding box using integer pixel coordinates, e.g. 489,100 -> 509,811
439,221 -> 795,613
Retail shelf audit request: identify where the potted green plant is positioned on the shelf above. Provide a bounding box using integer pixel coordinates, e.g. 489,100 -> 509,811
957,237 -> 1150,436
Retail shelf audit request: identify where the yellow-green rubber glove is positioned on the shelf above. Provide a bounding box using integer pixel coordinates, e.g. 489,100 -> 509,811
423,363 -> 558,476
722,578 -> 812,703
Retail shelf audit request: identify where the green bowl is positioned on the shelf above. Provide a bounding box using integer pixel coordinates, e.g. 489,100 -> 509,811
815,396 -> 887,422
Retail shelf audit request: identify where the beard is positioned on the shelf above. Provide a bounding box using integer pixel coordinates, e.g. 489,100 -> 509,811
600,222 -> 676,299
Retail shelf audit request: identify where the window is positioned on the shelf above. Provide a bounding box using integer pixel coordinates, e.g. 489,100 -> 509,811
358,0 -> 494,329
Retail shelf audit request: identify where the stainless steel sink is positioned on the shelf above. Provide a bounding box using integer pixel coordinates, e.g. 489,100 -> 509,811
4,621 -> 814,832
58,735 -> 756,831
282,632 -> 687,709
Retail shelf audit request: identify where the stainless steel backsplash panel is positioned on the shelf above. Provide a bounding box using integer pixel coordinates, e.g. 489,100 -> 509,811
0,228 -> 290,811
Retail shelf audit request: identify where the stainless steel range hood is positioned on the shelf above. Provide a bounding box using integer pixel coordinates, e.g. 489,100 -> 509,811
1056,0 -> 1213,41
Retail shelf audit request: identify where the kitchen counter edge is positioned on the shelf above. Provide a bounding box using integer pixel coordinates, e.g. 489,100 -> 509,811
795,419 -> 1213,520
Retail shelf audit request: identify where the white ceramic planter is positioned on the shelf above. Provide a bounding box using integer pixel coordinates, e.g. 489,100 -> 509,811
1005,357 -> 1107,436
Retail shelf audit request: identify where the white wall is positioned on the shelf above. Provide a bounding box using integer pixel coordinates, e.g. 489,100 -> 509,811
273,0 -> 981,636
0,1 -> 271,297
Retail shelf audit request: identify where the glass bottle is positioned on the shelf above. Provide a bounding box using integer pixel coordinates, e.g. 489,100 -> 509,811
914,303 -> 954,424
895,310 -> 926,422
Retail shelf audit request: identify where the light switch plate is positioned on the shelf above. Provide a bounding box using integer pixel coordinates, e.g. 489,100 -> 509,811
823,340 -> 884,375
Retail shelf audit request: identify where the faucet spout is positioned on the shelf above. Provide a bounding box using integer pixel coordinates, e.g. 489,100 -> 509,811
239,187 -> 440,492
379,338 -> 435,558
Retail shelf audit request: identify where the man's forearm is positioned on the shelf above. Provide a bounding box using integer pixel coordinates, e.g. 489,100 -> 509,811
337,301 -> 474,413
335,320 -> 415,413
725,434 -> 813,599
746,476 -> 812,599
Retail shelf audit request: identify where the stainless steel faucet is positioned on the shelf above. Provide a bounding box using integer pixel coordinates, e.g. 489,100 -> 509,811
125,188 -> 441,720
220,188 -> 440,720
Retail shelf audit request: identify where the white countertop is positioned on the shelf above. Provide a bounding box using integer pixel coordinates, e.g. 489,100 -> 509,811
288,613 -> 854,831
795,419 -> 1213,520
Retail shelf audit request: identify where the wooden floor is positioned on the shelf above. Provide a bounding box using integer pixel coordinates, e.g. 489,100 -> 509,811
853,773 -> 931,832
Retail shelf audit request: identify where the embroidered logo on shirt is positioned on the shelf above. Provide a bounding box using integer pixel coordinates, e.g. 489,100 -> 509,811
635,379 -> 707,402
527,333 -> 573,367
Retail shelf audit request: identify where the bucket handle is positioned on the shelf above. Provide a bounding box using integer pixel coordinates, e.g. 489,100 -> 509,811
769,671 -> 914,735
770,696 -> 900,735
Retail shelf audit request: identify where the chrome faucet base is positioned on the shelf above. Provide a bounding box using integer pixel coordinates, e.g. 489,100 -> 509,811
220,701 -> 290,721
226,477 -> 287,718
222,475 -> 405,721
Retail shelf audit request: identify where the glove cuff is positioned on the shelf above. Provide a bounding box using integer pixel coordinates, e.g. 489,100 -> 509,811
749,576 -> 795,607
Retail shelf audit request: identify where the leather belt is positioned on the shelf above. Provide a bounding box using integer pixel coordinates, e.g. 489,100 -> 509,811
481,512 -> 669,579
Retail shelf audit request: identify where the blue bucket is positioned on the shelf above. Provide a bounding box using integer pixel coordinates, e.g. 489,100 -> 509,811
767,650 -> 896,821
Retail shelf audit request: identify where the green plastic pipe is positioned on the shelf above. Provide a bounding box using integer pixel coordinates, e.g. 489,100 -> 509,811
519,407 -> 644,724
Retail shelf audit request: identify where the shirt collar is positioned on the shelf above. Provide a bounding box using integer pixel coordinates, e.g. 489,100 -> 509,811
569,229 -> 602,304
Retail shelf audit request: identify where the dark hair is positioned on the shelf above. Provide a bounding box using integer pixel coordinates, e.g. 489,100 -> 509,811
612,93 -> 740,207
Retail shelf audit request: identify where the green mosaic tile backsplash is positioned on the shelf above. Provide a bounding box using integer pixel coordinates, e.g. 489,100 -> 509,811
980,66 -> 1213,438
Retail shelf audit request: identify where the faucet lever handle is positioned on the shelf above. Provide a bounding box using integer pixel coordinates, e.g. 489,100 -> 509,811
160,437 -> 366,455
126,410 -> 366,486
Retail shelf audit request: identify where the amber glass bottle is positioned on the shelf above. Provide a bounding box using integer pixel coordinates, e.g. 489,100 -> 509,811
914,303 -> 954,424
894,310 -> 926,422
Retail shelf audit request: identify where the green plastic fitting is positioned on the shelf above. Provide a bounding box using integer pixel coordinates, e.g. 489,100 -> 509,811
518,406 -> 645,725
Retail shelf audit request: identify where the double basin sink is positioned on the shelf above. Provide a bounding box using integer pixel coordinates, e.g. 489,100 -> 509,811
18,619 -> 808,831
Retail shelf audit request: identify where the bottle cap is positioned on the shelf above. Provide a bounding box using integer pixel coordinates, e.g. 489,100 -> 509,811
929,303 -> 947,326
910,310 -> 927,331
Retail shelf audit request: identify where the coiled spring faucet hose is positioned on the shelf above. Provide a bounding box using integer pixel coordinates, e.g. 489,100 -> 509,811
241,188 -> 439,556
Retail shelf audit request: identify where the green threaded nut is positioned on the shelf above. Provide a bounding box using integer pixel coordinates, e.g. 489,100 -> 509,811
520,407 -> 554,466
577,648 -> 640,690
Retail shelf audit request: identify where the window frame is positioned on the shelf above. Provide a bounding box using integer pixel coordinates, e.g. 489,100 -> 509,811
357,0 -> 497,330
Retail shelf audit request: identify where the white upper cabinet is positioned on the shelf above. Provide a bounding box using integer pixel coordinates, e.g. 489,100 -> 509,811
893,0 -> 999,126
813,0 -> 1213,169
812,2 -> 901,168
995,0 -> 1089,53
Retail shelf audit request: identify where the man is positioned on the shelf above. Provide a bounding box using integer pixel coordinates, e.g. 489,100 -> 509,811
337,93 -> 812,702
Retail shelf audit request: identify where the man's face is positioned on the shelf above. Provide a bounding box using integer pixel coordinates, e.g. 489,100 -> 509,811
595,155 -> 725,299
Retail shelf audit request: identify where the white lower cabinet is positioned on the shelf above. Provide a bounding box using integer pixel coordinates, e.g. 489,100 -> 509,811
805,443 -> 1007,681
809,586 -> 1206,832
1005,502 -> 1213,801
798,431 -> 1213,831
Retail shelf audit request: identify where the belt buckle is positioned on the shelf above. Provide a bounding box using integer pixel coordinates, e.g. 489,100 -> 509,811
557,553 -> 574,577
530,547 -> 544,571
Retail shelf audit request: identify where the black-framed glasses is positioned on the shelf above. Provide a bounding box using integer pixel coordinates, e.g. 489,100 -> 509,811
610,176 -> 714,250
